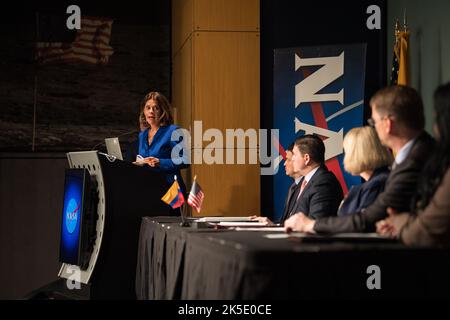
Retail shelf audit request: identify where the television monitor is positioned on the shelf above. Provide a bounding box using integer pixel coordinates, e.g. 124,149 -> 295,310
59,168 -> 98,269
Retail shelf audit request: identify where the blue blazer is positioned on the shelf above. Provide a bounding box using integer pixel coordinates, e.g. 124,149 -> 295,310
337,166 -> 389,216
138,125 -> 189,194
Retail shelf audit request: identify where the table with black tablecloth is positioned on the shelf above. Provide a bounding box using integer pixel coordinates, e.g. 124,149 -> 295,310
136,217 -> 450,299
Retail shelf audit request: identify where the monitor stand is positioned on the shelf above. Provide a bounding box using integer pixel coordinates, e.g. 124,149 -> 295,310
24,279 -> 91,300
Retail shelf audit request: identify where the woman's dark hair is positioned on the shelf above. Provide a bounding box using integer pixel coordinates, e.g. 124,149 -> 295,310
413,82 -> 450,212
139,91 -> 174,126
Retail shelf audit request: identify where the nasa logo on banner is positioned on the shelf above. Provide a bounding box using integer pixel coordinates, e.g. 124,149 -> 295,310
273,44 -> 367,221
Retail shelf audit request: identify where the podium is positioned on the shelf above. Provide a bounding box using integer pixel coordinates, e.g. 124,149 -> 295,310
29,151 -> 172,299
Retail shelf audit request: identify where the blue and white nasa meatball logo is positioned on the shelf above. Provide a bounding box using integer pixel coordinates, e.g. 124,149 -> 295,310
65,198 -> 79,234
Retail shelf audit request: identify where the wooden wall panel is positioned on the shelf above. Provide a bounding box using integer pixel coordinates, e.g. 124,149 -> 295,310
194,0 -> 260,31
191,152 -> 260,216
193,31 -> 260,145
172,0 -> 260,217
173,0 -> 260,55
173,36 -> 193,131
173,35 -> 193,189
172,0 -> 194,56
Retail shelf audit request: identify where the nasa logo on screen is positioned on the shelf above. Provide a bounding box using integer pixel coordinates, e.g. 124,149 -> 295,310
65,198 -> 79,234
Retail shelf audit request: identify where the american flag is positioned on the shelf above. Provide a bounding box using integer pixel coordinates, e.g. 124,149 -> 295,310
390,29 -> 409,86
187,178 -> 204,214
35,16 -> 114,65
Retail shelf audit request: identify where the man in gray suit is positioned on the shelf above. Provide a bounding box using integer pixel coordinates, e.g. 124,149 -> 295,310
285,85 -> 435,234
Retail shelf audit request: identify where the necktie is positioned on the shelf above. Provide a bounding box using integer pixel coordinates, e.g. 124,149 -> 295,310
296,178 -> 308,201
285,179 -> 307,219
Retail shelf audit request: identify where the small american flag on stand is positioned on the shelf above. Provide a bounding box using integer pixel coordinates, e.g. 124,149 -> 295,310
187,175 -> 204,214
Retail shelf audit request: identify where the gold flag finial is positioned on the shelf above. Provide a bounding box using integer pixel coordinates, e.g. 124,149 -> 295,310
394,19 -> 400,44
394,19 -> 400,38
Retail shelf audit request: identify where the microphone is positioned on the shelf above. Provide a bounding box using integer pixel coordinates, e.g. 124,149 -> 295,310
91,129 -> 140,151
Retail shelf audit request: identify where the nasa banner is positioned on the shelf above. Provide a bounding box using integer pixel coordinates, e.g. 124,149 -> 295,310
273,43 -> 367,221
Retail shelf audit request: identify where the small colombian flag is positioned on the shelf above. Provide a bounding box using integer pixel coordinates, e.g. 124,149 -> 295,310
161,176 -> 185,209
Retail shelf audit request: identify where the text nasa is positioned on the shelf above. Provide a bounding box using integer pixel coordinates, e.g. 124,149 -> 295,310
295,52 -> 346,160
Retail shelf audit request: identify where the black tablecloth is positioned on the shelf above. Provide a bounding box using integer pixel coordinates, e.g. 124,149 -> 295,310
136,217 -> 450,299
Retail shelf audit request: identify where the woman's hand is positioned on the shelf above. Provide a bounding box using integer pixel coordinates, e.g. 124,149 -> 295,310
132,157 -> 160,167
144,157 -> 160,167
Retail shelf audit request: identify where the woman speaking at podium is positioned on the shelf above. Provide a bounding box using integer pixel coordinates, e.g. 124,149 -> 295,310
133,91 -> 189,203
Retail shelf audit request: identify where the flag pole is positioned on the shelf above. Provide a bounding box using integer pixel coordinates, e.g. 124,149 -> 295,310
182,200 -> 189,226
190,174 -> 198,218
403,8 -> 408,32
437,27 -> 442,85
394,19 -> 399,39
176,174 -> 188,227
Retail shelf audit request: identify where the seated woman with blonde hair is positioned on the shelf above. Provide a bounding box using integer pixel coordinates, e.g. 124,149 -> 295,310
337,126 -> 393,216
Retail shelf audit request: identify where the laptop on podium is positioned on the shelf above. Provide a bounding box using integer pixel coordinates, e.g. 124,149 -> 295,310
105,137 -> 123,160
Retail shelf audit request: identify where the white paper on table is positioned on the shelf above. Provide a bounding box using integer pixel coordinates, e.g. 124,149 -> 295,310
288,232 -> 389,239
264,232 -> 393,240
217,222 -> 268,227
235,227 -> 285,232
264,234 -> 290,239
264,232 -> 314,239
196,216 -> 252,223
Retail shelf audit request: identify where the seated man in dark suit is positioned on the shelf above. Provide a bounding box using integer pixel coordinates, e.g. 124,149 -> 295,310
285,85 -> 435,234
287,134 -> 343,220
279,143 -> 304,223
251,143 -> 302,225
376,82 -> 450,247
